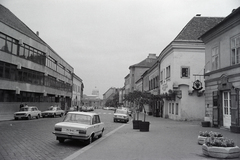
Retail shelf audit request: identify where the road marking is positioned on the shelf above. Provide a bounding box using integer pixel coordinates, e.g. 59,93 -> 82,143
63,124 -> 127,160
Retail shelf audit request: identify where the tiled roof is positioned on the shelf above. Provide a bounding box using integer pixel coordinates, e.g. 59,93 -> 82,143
200,7 -> 240,39
174,16 -> 224,41
0,4 -> 45,44
130,58 -> 157,68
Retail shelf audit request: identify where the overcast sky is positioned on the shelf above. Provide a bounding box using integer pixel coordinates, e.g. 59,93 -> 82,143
1,0 -> 239,98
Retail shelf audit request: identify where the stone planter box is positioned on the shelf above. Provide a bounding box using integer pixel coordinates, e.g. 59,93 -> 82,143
139,121 -> 150,132
198,136 -> 207,145
132,120 -> 142,129
202,144 -> 240,159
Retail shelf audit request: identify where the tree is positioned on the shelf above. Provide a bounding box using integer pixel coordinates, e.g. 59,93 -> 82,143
124,91 -> 163,121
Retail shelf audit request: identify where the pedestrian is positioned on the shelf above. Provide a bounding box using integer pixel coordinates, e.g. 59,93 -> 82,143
19,103 -> 24,110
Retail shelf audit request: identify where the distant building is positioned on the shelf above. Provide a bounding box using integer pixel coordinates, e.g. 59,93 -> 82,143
82,88 -> 102,108
103,87 -> 119,106
72,74 -> 84,108
128,53 -> 157,92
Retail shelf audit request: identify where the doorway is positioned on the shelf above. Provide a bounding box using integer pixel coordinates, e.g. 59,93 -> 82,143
222,91 -> 231,128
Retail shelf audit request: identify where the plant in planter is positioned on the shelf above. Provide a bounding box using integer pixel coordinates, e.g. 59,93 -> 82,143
202,137 -> 240,159
198,131 -> 223,145
124,91 -> 143,129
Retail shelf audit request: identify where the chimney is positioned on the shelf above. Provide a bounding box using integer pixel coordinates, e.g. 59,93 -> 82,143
36,31 -> 39,36
196,14 -> 201,16
148,53 -> 157,59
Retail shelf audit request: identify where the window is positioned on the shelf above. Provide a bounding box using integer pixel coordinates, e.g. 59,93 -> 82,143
175,103 -> 178,115
166,65 -> 171,79
211,46 -> 219,70
169,103 -> 171,114
231,35 -> 240,65
181,67 -> 190,78
160,71 -> 163,83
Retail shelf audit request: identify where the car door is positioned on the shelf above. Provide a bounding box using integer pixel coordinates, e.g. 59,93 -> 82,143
92,115 -> 101,136
32,107 -> 37,117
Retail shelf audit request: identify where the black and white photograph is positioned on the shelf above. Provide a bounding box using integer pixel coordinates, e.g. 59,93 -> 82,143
0,0 -> 240,159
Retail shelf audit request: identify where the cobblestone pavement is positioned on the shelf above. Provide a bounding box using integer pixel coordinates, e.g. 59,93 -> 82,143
0,110 -> 120,160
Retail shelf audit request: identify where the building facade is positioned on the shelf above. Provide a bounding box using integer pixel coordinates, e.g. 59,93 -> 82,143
0,5 -> 77,113
200,7 -> 240,132
72,73 -> 83,108
128,53 -> 157,92
158,16 -> 224,121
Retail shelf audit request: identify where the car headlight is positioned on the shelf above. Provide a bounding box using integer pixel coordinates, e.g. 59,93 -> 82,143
55,127 -> 62,131
78,130 -> 87,134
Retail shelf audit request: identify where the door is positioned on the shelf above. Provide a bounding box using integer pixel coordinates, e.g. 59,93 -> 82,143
222,91 -> 231,128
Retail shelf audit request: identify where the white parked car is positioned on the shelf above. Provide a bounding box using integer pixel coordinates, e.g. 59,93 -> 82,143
42,106 -> 65,118
53,112 -> 104,144
14,106 -> 41,120
113,109 -> 129,123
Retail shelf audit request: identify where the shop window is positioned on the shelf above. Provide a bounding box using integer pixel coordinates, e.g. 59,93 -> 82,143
172,103 -> 174,114
175,103 -> 178,115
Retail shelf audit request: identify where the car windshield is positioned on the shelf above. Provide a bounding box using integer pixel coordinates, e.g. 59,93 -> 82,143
116,109 -> 127,114
20,107 -> 31,111
63,113 -> 91,125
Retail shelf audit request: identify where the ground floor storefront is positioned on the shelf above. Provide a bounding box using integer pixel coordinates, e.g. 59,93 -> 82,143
205,74 -> 240,133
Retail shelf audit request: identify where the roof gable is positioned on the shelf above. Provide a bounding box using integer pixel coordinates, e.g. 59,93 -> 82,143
174,16 -> 224,41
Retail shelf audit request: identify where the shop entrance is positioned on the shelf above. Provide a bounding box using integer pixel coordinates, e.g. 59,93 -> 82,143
222,91 -> 231,128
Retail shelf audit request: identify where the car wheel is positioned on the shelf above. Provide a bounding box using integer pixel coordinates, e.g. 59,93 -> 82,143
27,115 -> 31,120
99,129 -> 104,138
86,135 -> 93,144
14,117 -> 18,120
58,138 -> 65,143
36,114 -> 40,119
42,115 -> 45,118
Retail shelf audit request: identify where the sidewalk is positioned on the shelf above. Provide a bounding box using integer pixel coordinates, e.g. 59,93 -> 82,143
66,113 -> 240,160
0,114 -> 14,121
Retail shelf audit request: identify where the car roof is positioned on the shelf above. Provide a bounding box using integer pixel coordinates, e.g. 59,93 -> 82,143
67,112 -> 98,116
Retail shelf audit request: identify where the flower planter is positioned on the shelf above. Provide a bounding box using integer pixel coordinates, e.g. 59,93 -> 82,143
132,120 -> 142,129
139,121 -> 150,132
198,136 -> 207,145
202,144 -> 240,159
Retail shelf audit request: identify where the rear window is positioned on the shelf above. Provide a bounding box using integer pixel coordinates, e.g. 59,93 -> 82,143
115,109 -> 127,114
63,113 -> 91,125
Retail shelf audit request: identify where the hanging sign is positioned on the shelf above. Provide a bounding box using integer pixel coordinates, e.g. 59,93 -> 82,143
192,80 -> 203,91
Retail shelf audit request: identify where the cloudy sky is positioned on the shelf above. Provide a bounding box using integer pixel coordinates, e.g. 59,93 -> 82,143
1,0 -> 239,97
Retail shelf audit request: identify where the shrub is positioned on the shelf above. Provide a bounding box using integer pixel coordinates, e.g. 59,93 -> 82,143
199,131 -> 222,137
205,137 -> 235,147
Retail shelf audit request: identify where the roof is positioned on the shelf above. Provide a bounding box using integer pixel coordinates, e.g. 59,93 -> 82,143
129,57 -> 157,68
200,7 -> 240,39
0,4 -> 46,45
174,16 -> 224,41
67,112 -> 98,116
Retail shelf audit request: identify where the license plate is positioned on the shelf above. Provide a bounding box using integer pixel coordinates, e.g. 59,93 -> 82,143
63,128 -> 78,134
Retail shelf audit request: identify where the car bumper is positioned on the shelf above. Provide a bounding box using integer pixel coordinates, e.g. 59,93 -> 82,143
14,115 -> 28,119
114,118 -> 129,122
42,114 -> 54,117
52,132 -> 90,140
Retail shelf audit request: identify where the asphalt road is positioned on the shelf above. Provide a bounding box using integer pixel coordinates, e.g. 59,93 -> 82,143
0,109 -> 122,160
